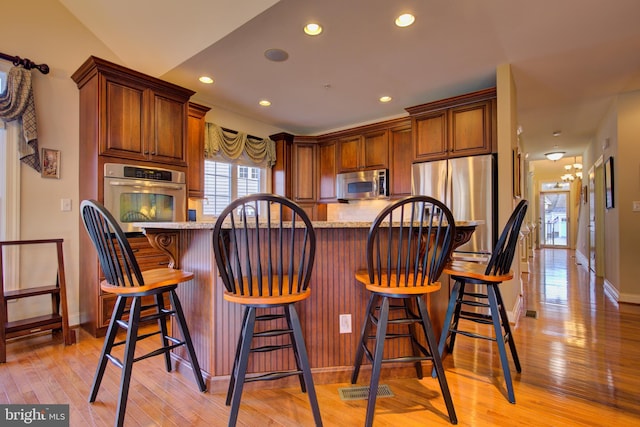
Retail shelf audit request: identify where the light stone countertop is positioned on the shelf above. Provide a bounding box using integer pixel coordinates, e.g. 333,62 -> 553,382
134,220 -> 482,230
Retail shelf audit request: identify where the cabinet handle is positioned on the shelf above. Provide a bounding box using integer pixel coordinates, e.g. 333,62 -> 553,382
151,151 -> 156,155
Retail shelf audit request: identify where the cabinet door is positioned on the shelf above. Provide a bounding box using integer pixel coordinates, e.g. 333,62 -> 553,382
338,135 -> 362,172
101,78 -> 146,161
389,125 -> 412,197
318,141 -> 337,201
150,94 -> 187,164
362,130 -> 389,170
413,111 -> 447,161
186,103 -> 210,198
271,134 -> 293,198
448,100 -> 493,157
293,143 -> 316,202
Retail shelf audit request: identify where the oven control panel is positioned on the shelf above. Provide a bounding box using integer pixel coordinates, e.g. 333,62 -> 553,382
104,163 -> 185,184
124,166 -> 173,181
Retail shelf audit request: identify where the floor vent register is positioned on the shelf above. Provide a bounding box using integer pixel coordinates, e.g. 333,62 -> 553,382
338,385 -> 394,401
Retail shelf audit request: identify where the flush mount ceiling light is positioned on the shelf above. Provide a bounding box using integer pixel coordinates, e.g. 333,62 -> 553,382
552,130 -> 562,137
379,96 -> 392,103
198,76 -> 214,84
545,151 -> 565,161
264,48 -> 289,62
259,99 -> 271,107
395,13 -> 415,27
303,23 -> 323,36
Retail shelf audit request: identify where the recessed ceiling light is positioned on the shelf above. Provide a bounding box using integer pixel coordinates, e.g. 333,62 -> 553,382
264,48 -> 289,62
259,99 -> 271,107
304,23 -> 323,36
379,96 -> 392,103
199,76 -> 214,84
395,13 -> 415,27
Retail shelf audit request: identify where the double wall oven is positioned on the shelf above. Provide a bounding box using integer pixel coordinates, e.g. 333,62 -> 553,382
103,163 -> 186,233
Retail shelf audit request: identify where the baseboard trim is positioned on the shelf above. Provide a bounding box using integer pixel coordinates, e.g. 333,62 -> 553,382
603,279 -> 619,302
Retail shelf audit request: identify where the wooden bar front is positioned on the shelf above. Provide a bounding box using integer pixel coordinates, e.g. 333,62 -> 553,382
141,222 -> 477,391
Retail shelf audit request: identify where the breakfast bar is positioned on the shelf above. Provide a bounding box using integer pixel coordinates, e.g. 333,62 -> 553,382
137,220 -> 478,390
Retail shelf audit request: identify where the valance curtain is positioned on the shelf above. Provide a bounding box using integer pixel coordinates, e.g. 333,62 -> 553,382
204,122 -> 276,167
0,66 -> 41,172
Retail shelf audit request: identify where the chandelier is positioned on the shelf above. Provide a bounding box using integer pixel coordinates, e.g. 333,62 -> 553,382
561,157 -> 583,181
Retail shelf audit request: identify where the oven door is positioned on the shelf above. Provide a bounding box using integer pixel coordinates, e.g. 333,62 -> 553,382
103,178 -> 186,233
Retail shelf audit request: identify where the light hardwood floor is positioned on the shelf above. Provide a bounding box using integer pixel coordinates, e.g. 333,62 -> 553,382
2,249 -> 640,426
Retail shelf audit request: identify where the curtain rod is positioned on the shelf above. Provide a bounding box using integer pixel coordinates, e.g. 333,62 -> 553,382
0,52 -> 49,74
220,126 -> 262,141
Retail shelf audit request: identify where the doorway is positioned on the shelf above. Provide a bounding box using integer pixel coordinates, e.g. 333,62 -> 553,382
540,191 -> 570,248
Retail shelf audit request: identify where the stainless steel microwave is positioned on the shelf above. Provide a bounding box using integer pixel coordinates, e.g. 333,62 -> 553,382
336,169 -> 388,200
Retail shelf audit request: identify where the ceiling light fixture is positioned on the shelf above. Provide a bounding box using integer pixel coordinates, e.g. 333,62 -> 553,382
198,76 -> 214,84
552,130 -> 562,137
545,151 -> 565,161
561,157 -> 583,182
304,23 -> 323,36
395,13 -> 415,27
379,96 -> 392,103
259,99 -> 271,107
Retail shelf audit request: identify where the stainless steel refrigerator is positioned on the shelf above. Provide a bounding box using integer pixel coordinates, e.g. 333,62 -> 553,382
411,154 -> 496,259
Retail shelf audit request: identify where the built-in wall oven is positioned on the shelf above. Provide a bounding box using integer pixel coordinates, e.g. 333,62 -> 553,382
103,163 -> 186,233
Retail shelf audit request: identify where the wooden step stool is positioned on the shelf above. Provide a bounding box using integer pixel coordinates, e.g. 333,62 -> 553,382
0,239 -> 76,363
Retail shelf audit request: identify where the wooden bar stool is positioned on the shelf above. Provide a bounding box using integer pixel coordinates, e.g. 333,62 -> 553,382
436,199 -> 528,403
212,194 -> 322,427
80,200 -> 206,427
351,196 -> 458,427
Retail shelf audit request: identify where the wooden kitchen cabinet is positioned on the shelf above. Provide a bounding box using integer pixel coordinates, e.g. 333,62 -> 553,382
72,56 -> 194,166
389,121 -> 413,197
407,87 -> 496,162
449,100 -> 494,157
412,110 -> 448,160
270,132 -> 295,199
186,102 -> 211,198
72,56 -> 194,337
337,130 -> 388,173
318,140 -> 337,201
292,140 -> 316,203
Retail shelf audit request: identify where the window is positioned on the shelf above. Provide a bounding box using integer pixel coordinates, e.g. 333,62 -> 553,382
203,159 -> 267,217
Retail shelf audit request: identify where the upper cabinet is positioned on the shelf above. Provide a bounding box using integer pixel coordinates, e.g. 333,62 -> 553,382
318,140 -> 337,202
71,56 -> 194,167
186,102 -> 211,199
406,88 -> 496,162
389,121 -> 413,197
270,133 -> 295,200
292,139 -> 317,203
337,130 -> 388,173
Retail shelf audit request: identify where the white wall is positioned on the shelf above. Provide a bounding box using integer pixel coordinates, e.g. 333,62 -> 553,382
616,90 -> 640,302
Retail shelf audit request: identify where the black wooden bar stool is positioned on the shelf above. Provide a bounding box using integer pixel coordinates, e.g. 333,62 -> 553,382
80,200 -> 206,427
212,193 -> 322,427
351,196 -> 458,427
435,199 -> 528,403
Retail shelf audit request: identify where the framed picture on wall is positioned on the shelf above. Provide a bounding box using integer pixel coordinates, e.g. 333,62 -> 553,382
512,148 -> 522,199
604,156 -> 614,209
41,148 -> 61,179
